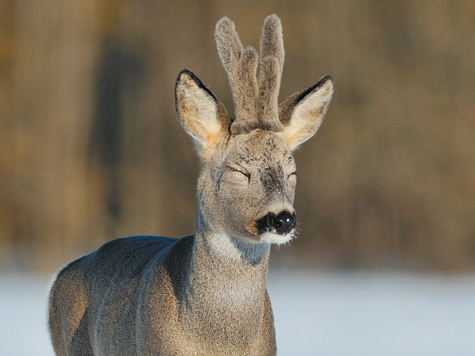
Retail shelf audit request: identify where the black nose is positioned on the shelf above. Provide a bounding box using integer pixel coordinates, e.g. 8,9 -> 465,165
256,211 -> 296,235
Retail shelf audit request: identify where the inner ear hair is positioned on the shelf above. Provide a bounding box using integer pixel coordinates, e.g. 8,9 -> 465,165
175,69 -> 230,151
279,75 -> 333,150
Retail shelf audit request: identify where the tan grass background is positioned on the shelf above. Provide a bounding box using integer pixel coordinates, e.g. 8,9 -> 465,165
1,0 -> 474,271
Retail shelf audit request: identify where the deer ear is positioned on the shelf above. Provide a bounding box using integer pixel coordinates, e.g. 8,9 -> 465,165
279,75 -> 333,151
175,69 -> 230,150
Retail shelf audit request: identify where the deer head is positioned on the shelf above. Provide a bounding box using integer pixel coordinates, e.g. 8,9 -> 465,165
175,15 -> 333,247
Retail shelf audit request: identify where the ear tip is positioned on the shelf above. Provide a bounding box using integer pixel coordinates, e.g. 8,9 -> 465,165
176,69 -> 212,100
176,68 -> 195,86
177,68 -> 193,78
319,75 -> 334,93
320,74 -> 333,84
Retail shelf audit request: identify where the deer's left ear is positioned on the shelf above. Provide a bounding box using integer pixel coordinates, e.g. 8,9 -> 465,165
279,75 -> 333,151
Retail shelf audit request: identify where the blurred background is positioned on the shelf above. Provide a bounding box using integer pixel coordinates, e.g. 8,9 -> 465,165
1,0 -> 474,273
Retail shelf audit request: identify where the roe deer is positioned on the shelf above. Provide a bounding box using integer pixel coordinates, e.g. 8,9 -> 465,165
48,14 -> 333,356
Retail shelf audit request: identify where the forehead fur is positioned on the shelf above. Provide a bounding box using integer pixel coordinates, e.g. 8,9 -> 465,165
225,130 -> 290,163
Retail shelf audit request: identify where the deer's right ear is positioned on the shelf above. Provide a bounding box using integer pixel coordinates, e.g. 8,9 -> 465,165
175,69 -> 230,152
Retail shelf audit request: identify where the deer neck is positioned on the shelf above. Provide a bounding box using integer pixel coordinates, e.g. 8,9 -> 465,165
176,228 -> 271,343
189,230 -> 271,302
193,205 -> 272,268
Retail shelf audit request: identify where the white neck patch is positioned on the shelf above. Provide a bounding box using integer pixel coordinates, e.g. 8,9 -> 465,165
210,234 -> 271,264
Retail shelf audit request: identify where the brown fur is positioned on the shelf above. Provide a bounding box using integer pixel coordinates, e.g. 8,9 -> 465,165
49,15 -> 333,356
215,15 -> 285,135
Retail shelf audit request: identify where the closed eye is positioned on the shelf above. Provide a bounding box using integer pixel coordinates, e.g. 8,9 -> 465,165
227,166 -> 251,180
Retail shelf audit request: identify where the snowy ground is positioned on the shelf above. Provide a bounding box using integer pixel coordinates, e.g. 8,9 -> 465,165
1,271 -> 474,356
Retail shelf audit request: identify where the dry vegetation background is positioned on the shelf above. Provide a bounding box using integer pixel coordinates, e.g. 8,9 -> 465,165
1,0 -> 474,272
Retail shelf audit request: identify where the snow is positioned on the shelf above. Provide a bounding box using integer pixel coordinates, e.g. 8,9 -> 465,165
0,274 -> 55,356
268,271 -> 475,356
1,271 -> 474,355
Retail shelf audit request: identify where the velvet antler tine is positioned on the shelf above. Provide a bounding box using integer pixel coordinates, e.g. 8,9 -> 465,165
215,17 -> 243,75
215,15 -> 285,135
215,17 -> 260,134
256,14 -> 285,132
259,14 -> 284,74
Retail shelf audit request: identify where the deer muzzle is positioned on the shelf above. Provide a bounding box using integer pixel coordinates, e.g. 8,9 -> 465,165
256,211 -> 296,235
